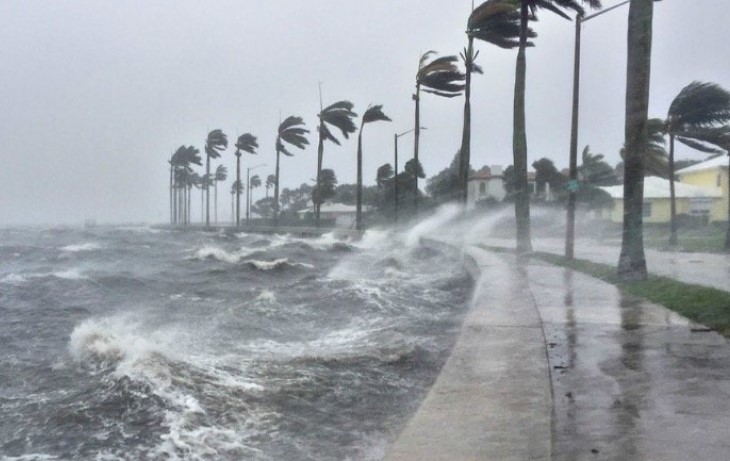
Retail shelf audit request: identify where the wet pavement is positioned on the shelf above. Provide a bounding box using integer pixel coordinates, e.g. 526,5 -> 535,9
385,241 -> 730,460
482,237 -> 730,293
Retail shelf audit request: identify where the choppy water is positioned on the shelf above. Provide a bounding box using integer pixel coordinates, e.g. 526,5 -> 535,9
0,225 -> 471,460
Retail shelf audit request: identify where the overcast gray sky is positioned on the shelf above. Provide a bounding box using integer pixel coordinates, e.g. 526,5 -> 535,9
0,0 -> 727,226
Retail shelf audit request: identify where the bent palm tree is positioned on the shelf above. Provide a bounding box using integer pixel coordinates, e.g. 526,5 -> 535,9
356,105 -> 391,230
214,165 -> 228,223
414,51 -> 465,210
204,129 -> 228,227
513,0 -> 601,254
663,81 -> 730,246
231,180 -> 243,224
170,145 -> 202,226
265,174 -> 276,198
316,100 -> 358,226
234,133 -> 258,227
275,116 -> 309,225
618,0 -> 652,281
249,174 -> 262,221
462,0 -> 530,205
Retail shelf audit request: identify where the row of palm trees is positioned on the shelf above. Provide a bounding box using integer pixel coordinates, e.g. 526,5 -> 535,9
167,0 -> 730,273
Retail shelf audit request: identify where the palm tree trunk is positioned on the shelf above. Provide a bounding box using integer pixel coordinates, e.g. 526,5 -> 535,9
316,129 -> 324,227
214,180 -> 218,224
356,126 -> 364,231
169,164 -> 174,224
274,147 -> 281,226
459,37 -> 473,208
200,187 -> 204,223
618,0 -> 653,281
725,153 -> 730,251
413,84 -> 421,213
513,1 -> 532,254
236,155 -> 241,227
565,16 -> 582,260
231,193 -> 234,224
668,134 -> 678,246
205,156 -> 211,227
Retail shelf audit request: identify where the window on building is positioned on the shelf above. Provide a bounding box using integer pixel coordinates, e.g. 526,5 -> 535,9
642,200 -> 652,217
690,197 -> 712,215
479,183 -> 486,195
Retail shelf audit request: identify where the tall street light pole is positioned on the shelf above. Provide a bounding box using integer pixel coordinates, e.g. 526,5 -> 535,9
565,0 -> 661,260
394,127 -> 426,224
246,163 -> 266,227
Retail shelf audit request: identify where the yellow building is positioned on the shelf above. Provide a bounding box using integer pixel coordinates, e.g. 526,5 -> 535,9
598,176 -> 722,224
677,155 -> 729,223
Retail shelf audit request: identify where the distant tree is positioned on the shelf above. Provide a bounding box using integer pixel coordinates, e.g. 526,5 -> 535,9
214,164 -> 227,223
376,163 -> 394,212
356,104 -> 391,230
426,151 -> 462,204
253,197 -> 277,219
531,157 -> 565,201
248,174 -> 262,221
265,174 -> 276,198
275,116 -> 309,224
169,145 -> 201,226
312,169 -> 338,207
204,129 -> 228,227
663,81 -> 730,246
502,165 -> 516,199
316,100 -> 358,226
580,146 -> 617,186
414,51 -> 465,210
233,133 -> 258,227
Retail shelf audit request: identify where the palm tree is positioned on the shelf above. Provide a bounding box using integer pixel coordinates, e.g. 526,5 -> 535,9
234,133 -> 258,227
265,174 -> 276,198
376,163 -> 394,212
462,0 -> 529,205
414,51 -> 465,210
275,116 -> 309,225
214,165 -> 228,224
231,180 -> 243,224
618,0 -> 653,281
204,129 -> 228,227
248,174 -> 262,222
662,81 -> 730,246
512,0 -> 601,254
356,105 -> 391,230
316,100 -> 358,226
170,145 -> 201,226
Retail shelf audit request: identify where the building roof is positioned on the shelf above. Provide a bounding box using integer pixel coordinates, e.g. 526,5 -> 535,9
599,176 -> 722,199
676,155 -> 728,175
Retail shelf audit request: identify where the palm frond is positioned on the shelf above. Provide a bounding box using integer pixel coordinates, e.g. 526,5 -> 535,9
362,105 -> 392,125
205,129 -> 228,159
668,81 -> 730,129
469,0 -> 536,49
676,136 -> 726,155
318,99 -> 358,143
278,115 -> 309,155
235,133 -> 258,154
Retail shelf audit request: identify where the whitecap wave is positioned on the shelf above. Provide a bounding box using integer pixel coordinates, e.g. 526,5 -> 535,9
1,273 -> 28,284
190,245 -> 254,264
53,268 -> 87,280
60,242 -> 102,252
245,258 -> 314,271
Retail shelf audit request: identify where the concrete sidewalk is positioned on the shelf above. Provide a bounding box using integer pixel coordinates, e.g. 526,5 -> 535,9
385,243 -> 730,460
482,237 -> 730,293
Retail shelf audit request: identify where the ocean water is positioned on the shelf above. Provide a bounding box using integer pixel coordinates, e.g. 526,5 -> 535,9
0,225 -> 471,460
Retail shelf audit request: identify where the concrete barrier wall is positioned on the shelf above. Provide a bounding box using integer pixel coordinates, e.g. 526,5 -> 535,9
384,240 -> 552,461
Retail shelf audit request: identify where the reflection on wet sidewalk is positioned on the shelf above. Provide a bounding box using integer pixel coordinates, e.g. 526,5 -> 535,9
523,260 -> 730,460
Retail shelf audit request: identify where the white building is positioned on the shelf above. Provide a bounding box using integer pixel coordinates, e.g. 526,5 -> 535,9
297,202 -> 372,228
467,166 -> 506,206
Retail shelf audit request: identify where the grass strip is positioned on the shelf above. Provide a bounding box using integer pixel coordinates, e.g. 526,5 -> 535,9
480,245 -> 730,337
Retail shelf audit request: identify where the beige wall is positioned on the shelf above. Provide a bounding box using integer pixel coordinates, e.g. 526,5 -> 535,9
679,167 -> 729,222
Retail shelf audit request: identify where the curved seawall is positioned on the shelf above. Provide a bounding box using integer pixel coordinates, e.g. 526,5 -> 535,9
385,239 -> 552,460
